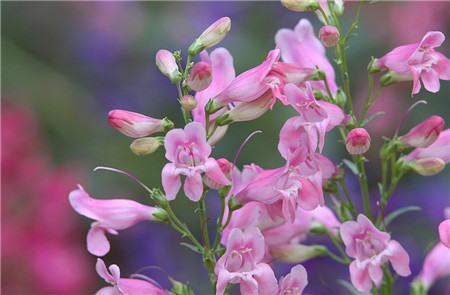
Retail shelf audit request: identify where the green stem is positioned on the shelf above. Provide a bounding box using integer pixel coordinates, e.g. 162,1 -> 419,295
212,194 -> 226,252
355,155 -> 372,219
199,191 -> 211,249
326,230 -> 350,264
339,179 -> 357,215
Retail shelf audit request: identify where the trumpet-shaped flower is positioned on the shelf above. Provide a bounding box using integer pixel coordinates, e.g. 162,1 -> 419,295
69,186 -> 164,257
215,228 -> 278,295
376,31 -> 450,95
399,115 -> 444,148
95,259 -> 169,295
403,129 -> 450,163
416,243 -> 450,289
162,122 -> 230,201
341,214 -> 411,292
275,19 -> 338,95
277,264 -> 308,295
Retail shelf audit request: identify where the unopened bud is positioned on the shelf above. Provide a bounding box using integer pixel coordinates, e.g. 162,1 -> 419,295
188,17 -> 231,56
155,49 -> 181,83
108,110 -> 173,138
345,128 -> 371,155
187,62 -> 212,91
281,0 -> 319,12
319,25 -> 340,47
204,158 -> 232,190
410,157 -> 445,176
270,244 -> 327,263
130,137 -> 163,156
336,89 -> 347,107
180,95 -> 197,112
399,115 -> 444,148
217,92 -> 273,125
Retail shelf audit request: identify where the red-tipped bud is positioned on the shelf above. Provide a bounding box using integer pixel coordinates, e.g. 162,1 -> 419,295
399,115 -> 445,148
319,25 -> 340,47
187,62 -> 212,91
180,95 -> 197,112
155,49 -> 181,83
345,128 -> 371,155
108,110 -> 173,138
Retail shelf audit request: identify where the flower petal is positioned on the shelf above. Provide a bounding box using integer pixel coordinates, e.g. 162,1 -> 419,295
161,163 -> 181,201
349,261 -> 372,293
88,225 -> 110,257
184,172 -> 203,201
387,240 -> 411,277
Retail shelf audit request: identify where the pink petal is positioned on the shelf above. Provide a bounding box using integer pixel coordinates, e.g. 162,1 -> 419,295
252,263 -> 279,295
216,270 -> 233,295
368,264 -> 383,287
294,19 -> 324,55
279,264 -> 308,295
433,52 -> 450,80
161,163 -> 181,201
387,240 -> 411,277
419,31 -> 445,49
411,68 -> 422,95
421,69 -> 440,93
298,177 -> 323,210
88,225 -> 110,256
96,258 -> 115,282
184,122 -> 211,157
349,261 -> 372,293
240,276 -> 259,295
205,158 -> 231,185
164,129 -> 186,162
439,219 -> 450,247
183,172 -> 203,201
340,220 -> 360,257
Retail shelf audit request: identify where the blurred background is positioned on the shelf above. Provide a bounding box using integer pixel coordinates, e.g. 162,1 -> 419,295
2,2 -> 449,294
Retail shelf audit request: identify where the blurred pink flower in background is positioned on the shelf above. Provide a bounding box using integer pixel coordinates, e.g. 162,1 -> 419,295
2,103 -> 93,294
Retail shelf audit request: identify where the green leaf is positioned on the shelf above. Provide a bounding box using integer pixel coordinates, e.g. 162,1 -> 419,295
343,159 -> 359,175
362,111 -> 385,126
337,280 -> 366,295
179,242 -> 202,254
385,206 -> 422,226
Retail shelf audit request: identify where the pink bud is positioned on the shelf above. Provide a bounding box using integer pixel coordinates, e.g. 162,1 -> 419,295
400,115 -> 445,148
180,95 -> 197,112
319,25 -> 340,47
187,61 -> 212,91
204,158 -> 232,190
188,17 -> 231,56
410,157 -> 445,176
155,49 -> 180,82
108,110 -> 173,138
345,128 -> 371,155
439,219 -> 450,248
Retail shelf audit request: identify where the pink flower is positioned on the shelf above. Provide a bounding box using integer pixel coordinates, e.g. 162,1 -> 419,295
341,214 -> 411,293
319,25 -> 339,47
187,61 -> 212,91
214,49 -> 281,105
162,122 -> 230,201
403,129 -> 450,163
399,115 -> 445,148
108,110 -> 173,138
284,83 -> 328,123
376,31 -> 450,95
439,219 -> 450,248
276,19 -> 338,95
416,243 -> 450,289
69,186 -> 163,256
95,258 -> 169,295
345,128 -> 371,155
155,49 -> 181,82
277,264 -> 308,295
215,228 -> 278,295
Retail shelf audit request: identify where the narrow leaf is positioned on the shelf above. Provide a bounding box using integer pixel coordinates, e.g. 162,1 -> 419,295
343,159 -> 359,175
179,242 -> 202,254
385,206 -> 422,226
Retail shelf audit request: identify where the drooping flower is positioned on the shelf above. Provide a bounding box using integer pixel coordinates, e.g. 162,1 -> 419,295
108,110 -> 173,138
95,258 -> 169,295
439,219 -> 450,248
399,115 -> 445,148
345,128 -> 371,155
416,243 -> 450,290
275,19 -> 338,95
375,31 -> 450,95
215,227 -> 278,295
277,264 -> 308,295
340,214 -> 411,293
69,186 -> 165,256
162,122 -> 230,201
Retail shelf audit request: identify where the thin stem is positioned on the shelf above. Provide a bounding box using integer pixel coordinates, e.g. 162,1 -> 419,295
339,179 -> 357,215
212,194 -> 226,252
198,190 -> 211,250
355,155 -> 372,219
326,230 -> 350,264
343,1 -> 363,42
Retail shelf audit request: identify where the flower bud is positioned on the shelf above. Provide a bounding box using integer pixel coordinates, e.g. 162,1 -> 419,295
130,137 -> 163,156
188,17 -> 231,56
155,49 -> 181,83
180,95 -> 197,112
108,110 -> 174,138
345,128 -> 371,155
319,25 -> 340,47
399,115 -> 445,148
410,157 -> 445,176
335,89 -> 347,107
151,207 -> 169,222
270,244 -> 327,263
281,0 -> 319,12
187,61 -> 212,91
